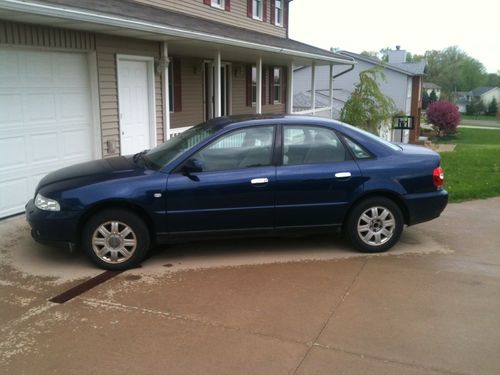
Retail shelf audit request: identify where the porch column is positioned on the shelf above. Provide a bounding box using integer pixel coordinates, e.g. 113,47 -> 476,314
161,42 -> 171,139
329,64 -> 334,119
286,62 -> 294,114
256,57 -> 262,114
214,51 -> 222,118
311,62 -> 316,115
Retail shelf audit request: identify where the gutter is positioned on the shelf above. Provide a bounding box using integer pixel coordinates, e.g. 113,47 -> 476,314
0,0 -> 354,65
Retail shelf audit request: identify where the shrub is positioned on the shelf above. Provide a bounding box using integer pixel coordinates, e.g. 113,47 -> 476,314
426,100 -> 461,136
488,98 -> 498,116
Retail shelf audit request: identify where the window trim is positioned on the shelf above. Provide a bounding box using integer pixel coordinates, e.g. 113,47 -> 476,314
210,0 -> 225,10
274,0 -> 283,26
252,0 -> 263,20
273,67 -> 282,104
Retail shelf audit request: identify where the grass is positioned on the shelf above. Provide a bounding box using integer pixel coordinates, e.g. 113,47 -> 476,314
461,114 -> 500,122
436,128 -> 500,202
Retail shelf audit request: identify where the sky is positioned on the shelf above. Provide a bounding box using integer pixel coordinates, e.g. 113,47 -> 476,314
289,0 -> 500,73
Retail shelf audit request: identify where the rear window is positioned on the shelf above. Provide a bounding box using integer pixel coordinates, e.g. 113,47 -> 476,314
340,123 -> 402,151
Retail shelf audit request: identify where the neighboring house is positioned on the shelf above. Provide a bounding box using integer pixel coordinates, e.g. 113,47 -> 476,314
0,0 -> 354,218
470,87 -> 500,107
452,87 -> 500,113
293,48 -> 426,144
423,82 -> 441,98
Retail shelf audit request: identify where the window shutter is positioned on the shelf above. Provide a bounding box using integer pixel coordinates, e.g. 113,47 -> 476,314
282,66 -> 287,108
270,1 -> 275,25
246,64 -> 252,107
173,57 -> 182,112
203,0 -> 210,5
225,0 -> 230,11
263,0 -> 268,22
261,66 -> 266,106
269,67 -> 274,104
247,0 -> 252,17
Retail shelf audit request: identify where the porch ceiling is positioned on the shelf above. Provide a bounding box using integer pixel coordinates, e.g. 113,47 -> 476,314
0,0 -> 355,67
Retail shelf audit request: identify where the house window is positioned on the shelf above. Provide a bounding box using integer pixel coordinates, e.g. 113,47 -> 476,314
211,0 -> 224,9
273,67 -> 282,103
253,0 -> 263,20
168,61 -> 174,112
275,0 -> 283,26
251,66 -> 257,104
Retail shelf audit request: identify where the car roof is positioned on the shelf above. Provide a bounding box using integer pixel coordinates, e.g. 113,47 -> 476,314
204,114 -> 340,130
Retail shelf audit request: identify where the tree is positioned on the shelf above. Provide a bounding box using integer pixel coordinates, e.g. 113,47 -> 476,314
466,98 -> 486,116
340,67 -> 395,135
429,90 -> 438,103
488,98 -> 498,116
422,90 -> 430,109
427,101 -> 461,137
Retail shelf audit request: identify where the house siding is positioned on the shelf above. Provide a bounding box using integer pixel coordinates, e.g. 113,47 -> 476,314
95,34 -> 164,157
133,0 -> 286,38
0,20 -> 94,50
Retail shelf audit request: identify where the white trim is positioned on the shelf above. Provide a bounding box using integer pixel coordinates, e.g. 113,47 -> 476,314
252,0 -> 263,20
256,57 -> 262,114
274,0 -> 283,26
329,64 -> 334,119
116,54 -> 156,155
210,0 -> 225,10
87,51 -> 102,158
286,62 -> 293,114
311,62 -> 316,115
0,0 -> 353,65
214,51 -> 222,118
161,42 -> 171,141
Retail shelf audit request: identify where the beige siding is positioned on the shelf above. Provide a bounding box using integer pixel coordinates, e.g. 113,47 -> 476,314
133,0 -> 286,38
0,21 -> 95,50
170,57 -> 204,129
95,34 -> 164,157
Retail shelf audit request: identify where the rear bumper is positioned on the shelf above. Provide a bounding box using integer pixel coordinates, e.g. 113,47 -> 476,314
25,199 -> 81,246
404,189 -> 448,226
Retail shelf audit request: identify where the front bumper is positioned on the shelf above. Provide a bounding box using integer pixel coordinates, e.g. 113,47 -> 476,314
404,189 -> 448,226
25,199 -> 81,246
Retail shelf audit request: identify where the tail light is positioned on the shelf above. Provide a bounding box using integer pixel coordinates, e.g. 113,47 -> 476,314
433,166 -> 444,189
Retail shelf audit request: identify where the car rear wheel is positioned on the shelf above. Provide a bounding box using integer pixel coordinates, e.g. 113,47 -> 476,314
83,209 -> 150,270
345,197 -> 404,253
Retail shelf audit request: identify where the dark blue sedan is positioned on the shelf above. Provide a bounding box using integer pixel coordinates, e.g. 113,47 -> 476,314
26,115 -> 448,269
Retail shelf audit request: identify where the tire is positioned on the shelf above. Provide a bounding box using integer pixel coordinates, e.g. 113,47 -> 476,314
82,208 -> 150,270
345,197 -> 404,253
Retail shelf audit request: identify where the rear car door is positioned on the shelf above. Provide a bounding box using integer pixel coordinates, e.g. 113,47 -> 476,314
275,124 -> 364,228
166,126 -> 276,233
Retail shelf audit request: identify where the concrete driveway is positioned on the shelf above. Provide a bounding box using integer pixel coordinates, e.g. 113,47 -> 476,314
1,198 -> 499,374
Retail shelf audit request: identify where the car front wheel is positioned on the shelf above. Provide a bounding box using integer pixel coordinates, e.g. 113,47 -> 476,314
82,208 -> 150,270
345,197 -> 404,253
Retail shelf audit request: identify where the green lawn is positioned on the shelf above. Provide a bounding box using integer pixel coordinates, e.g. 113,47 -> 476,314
437,128 -> 500,202
461,114 -> 500,122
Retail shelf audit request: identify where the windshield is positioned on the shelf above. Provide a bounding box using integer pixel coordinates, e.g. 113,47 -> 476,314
339,122 -> 402,151
144,124 -> 219,169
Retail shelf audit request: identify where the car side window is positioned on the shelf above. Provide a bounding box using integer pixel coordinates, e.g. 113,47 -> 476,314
343,137 -> 372,159
283,125 -> 347,165
192,126 -> 274,172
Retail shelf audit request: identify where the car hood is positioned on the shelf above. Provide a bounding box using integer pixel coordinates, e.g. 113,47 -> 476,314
37,156 -> 142,193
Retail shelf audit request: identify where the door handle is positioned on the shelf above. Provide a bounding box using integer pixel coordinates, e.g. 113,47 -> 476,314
251,178 -> 269,185
335,172 -> 351,179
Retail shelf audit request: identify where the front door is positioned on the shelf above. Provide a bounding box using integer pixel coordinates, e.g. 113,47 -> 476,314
203,62 -> 230,120
166,126 -> 276,233
275,124 -> 364,227
118,58 -> 153,155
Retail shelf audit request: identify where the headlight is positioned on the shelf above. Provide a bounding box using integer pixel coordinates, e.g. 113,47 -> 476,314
34,193 -> 61,212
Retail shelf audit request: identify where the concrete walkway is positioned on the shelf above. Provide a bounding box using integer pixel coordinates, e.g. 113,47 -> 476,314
1,198 -> 499,374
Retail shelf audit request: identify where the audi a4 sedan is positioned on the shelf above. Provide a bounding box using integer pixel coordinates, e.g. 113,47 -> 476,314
26,115 -> 448,269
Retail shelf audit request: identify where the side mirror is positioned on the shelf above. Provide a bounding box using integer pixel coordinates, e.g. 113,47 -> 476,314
182,158 -> 204,175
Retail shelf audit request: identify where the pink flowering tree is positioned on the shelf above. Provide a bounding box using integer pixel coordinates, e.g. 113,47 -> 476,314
426,100 -> 461,137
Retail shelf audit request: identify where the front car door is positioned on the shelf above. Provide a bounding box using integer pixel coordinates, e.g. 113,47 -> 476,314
166,126 -> 276,233
275,124 -> 364,228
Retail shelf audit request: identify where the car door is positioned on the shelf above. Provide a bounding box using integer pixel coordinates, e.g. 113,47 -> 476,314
275,124 -> 364,228
166,126 -> 276,233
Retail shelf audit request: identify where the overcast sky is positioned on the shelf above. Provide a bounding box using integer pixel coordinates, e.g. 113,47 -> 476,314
289,0 -> 500,73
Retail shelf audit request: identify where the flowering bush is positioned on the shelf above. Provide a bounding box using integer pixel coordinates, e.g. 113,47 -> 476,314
426,101 -> 461,136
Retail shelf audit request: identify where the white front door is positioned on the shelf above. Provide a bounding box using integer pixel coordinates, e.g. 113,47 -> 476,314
0,48 -> 95,218
118,58 -> 153,155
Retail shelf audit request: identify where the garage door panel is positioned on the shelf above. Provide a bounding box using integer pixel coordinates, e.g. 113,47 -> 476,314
0,177 -> 29,217
0,48 -> 95,218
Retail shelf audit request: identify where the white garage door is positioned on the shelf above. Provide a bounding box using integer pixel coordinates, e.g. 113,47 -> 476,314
0,48 -> 95,218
